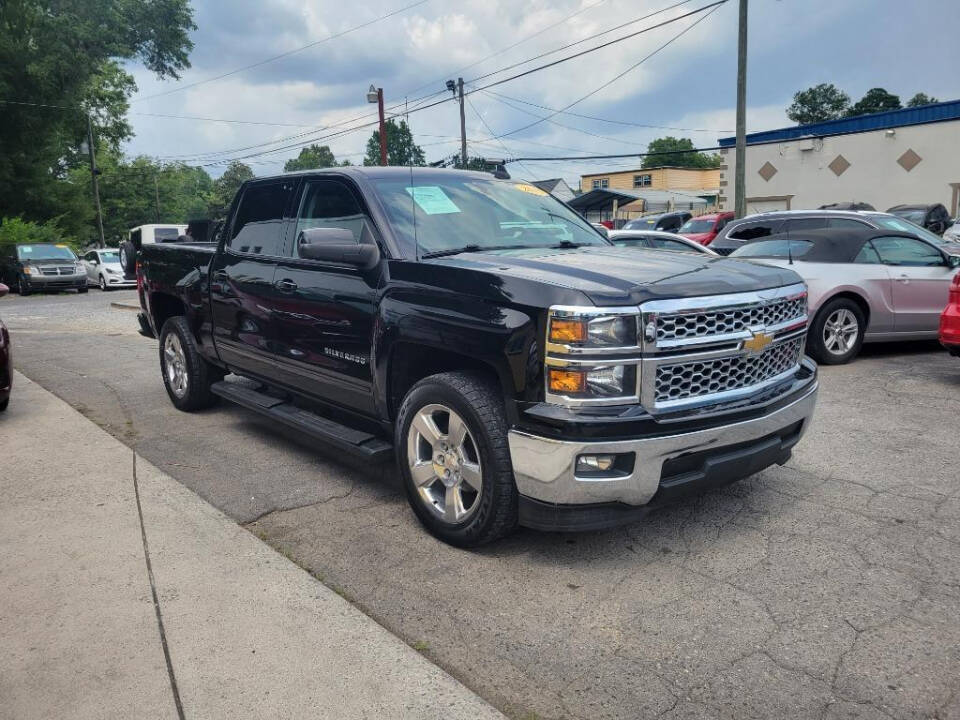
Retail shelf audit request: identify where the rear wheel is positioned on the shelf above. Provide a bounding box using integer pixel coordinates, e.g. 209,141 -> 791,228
159,316 -> 223,411
807,298 -> 865,365
396,372 -> 518,547
18,275 -> 30,296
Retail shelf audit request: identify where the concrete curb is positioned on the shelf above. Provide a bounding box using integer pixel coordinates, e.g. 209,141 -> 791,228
110,301 -> 140,311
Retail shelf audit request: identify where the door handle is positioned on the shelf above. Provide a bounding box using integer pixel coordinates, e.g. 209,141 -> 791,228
275,278 -> 298,292
896,274 -> 909,284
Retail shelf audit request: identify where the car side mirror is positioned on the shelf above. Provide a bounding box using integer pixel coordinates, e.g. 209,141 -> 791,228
0,283 -> 8,298
298,228 -> 380,269
946,254 -> 960,269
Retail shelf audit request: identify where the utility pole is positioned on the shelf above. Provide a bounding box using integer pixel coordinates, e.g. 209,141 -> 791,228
458,77 -> 467,167
86,114 -> 106,248
734,0 -> 748,219
366,85 -> 387,165
154,175 -> 161,223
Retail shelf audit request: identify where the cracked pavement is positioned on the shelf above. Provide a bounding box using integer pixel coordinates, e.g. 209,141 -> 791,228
4,290 -> 959,720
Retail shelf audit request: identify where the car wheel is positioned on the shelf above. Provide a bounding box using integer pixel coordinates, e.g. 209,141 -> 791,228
99,275 -> 108,292
158,316 -> 223,411
0,397 -> 8,412
18,275 -> 30,296
396,371 -> 518,547
807,298 -> 865,365
119,241 -> 137,273
77,285 -> 88,294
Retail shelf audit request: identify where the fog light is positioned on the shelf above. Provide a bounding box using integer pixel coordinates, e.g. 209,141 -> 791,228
548,368 -> 586,393
576,454 -> 616,473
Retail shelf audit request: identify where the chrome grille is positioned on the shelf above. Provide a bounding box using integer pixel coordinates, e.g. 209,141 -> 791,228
39,265 -> 74,276
656,295 -> 806,344
655,336 -> 804,404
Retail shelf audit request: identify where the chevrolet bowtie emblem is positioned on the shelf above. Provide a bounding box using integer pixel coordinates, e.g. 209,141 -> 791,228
743,330 -> 773,354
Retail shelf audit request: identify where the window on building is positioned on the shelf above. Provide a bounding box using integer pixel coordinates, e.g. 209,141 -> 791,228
591,178 -> 609,190
633,174 -> 652,188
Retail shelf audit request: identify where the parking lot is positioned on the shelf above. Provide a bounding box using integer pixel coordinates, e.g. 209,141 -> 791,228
4,289 -> 960,720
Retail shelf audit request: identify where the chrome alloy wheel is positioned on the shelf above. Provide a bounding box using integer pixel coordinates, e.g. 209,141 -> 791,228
406,404 -> 483,523
163,332 -> 189,398
823,308 -> 859,356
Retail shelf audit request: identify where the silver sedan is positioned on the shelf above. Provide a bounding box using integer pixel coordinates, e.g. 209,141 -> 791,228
608,229 -> 718,255
731,229 -> 960,364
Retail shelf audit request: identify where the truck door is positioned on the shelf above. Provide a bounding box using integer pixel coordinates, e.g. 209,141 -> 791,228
269,178 -> 381,416
209,179 -> 296,378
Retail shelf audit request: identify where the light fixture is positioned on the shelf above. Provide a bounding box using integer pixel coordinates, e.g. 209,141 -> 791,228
366,84 -> 379,104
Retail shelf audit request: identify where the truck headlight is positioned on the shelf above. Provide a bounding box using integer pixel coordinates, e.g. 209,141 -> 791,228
22,265 -> 34,275
547,364 -> 635,398
548,310 -> 637,348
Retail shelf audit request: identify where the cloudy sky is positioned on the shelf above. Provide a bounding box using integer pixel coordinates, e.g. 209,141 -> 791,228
122,0 -> 960,188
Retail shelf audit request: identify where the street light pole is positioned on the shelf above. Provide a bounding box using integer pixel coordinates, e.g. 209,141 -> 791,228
457,77 -> 467,167
367,85 -> 388,165
734,0 -> 748,219
86,114 -> 106,248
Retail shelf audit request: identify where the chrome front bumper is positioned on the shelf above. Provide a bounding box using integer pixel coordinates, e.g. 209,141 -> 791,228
507,382 -> 818,507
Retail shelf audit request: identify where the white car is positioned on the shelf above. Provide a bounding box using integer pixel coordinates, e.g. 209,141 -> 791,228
944,219 -> 960,243
82,249 -> 136,291
608,229 -> 719,255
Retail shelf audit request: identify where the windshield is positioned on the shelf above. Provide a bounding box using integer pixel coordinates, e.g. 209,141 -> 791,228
17,244 -> 77,261
730,239 -> 813,259
100,251 -> 120,262
624,217 -> 659,229
889,209 -> 926,224
679,218 -> 715,233
871,215 -> 949,245
373,177 -> 608,257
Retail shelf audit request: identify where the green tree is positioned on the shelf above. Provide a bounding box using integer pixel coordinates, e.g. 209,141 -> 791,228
363,119 -> 426,167
906,92 -> 939,108
786,83 -> 851,125
284,144 -> 339,172
846,88 -> 901,117
207,161 -> 254,220
0,216 -> 75,250
453,156 -> 491,171
0,0 -> 195,225
642,137 -> 721,169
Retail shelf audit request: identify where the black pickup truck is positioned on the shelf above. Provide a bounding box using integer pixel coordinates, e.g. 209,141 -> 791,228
137,167 -> 818,546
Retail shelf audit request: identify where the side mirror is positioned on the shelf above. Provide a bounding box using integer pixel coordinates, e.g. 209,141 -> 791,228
0,283 -> 7,298
298,228 -> 380,269
946,254 -> 960,269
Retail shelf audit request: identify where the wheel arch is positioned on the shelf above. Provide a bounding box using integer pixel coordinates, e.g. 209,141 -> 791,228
149,291 -> 188,335
814,290 -> 871,328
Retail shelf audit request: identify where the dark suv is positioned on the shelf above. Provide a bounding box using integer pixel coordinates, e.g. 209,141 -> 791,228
886,204 -> 952,235
622,211 -> 692,233
710,210 -> 959,256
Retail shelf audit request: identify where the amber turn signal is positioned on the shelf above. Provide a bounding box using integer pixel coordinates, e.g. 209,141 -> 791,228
549,318 -> 586,343
548,368 -> 586,393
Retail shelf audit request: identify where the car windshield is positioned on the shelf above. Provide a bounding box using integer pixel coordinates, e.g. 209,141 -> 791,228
373,177 -> 608,257
679,218 -> 715,233
100,251 -> 120,262
624,217 -> 659,229
890,209 -> 926,224
17,244 -> 77,261
729,239 -> 814,259
154,227 -> 182,241
871,216 -> 950,245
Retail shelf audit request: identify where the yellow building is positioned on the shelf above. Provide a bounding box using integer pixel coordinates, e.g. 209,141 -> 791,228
579,166 -> 720,194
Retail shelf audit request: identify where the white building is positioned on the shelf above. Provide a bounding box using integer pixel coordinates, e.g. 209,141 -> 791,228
717,100 -> 960,216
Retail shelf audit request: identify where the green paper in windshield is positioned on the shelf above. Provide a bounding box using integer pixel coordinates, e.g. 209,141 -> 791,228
405,186 -> 461,215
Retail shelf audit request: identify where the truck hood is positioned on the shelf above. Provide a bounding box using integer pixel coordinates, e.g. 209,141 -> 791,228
429,246 -> 803,306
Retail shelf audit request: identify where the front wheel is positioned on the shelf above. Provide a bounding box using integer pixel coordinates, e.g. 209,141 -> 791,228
99,275 -> 108,292
396,372 -> 518,547
807,298 -> 865,365
18,275 -> 30,296
77,285 -> 88,294
158,316 -> 223,411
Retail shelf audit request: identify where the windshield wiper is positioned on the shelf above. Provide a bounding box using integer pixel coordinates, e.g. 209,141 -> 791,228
421,244 -> 532,259
549,240 -> 587,249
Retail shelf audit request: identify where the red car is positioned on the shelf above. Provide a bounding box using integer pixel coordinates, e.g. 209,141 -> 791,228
678,211 -> 735,246
940,272 -> 960,357
0,283 -> 10,411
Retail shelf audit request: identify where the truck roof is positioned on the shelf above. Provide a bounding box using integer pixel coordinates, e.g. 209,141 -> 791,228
268,166 -> 500,182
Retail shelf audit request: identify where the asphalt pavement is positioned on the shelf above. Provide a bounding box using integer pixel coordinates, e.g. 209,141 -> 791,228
3,288 -> 960,720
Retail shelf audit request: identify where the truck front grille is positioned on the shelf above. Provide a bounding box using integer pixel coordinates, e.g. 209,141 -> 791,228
654,336 -> 804,404
656,295 -> 806,344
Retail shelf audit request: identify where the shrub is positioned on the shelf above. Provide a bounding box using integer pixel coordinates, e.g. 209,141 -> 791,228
0,217 -> 77,251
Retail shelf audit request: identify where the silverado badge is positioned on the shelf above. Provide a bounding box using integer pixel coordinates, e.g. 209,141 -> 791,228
743,329 -> 774,354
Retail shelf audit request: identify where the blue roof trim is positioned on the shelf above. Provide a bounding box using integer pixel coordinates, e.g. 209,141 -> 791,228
718,99 -> 960,147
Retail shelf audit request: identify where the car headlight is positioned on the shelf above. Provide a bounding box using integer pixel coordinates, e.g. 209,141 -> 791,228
548,310 -> 638,348
22,265 -> 34,275
105,267 -> 118,274
548,364 -> 635,398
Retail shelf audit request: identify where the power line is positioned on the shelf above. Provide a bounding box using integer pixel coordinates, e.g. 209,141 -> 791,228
504,145 -> 722,161
132,0 -> 431,103
464,95 -> 537,178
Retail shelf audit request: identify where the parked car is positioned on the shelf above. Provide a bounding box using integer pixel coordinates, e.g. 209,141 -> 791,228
118,223 -> 188,274
0,243 -> 88,295
0,283 -> 10,411
886,204 -> 952,235
818,202 -> 876,211
940,272 -> 960,357
608,230 -> 718,255
82,249 -> 135,291
135,167 -> 818,546
676,211 -> 734,246
591,223 -> 609,237
622,211 -> 692,233
941,218 -> 960,243
730,228 -> 960,364
711,209 -> 960,256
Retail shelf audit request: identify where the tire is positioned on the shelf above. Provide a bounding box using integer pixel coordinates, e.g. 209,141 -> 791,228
119,241 -> 137,273
77,285 -> 88,294
0,397 -> 8,412
158,316 -> 223,411
99,275 -> 108,292
395,371 -> 518,547
18,275 -> 30,296
807,297 -> 865,365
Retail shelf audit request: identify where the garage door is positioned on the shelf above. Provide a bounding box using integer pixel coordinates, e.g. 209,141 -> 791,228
747,198 -> 789,214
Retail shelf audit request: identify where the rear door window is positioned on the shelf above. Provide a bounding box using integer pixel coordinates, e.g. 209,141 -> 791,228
828,218 -> 872,230
783,217 -> 827,232
229,181 -> 296,256
727,220 -> 783,240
